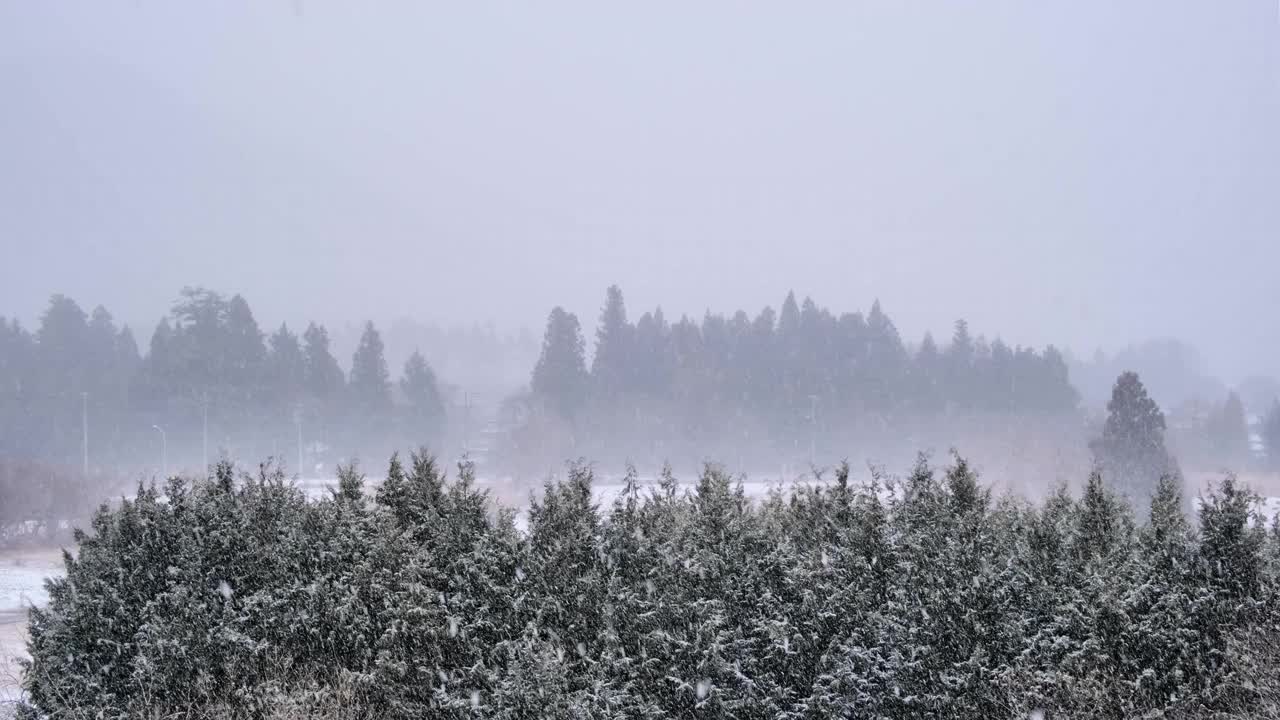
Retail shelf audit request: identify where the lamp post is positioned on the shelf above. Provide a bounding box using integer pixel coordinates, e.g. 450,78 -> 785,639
152,424 -> 167,478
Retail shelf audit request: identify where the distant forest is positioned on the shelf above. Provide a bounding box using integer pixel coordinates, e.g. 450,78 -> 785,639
0,288 -> 450,474
511,286 -> 1080,470
3,286 -> 1276,482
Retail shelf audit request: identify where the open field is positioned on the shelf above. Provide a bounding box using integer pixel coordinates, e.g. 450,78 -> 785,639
0,548 -> 63,711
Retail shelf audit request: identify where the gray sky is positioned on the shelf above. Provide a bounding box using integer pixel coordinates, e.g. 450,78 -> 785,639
2,2 -> 1277,381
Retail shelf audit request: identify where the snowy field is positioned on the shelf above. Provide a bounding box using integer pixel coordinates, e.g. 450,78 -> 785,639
0,549 -> 63,711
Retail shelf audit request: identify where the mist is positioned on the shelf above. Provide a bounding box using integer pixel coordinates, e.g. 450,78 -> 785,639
7,4 -> 1280,717
2,2 -> 1278,385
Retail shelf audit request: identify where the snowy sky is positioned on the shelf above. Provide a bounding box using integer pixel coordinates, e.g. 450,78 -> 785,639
1,2 -> 1277,381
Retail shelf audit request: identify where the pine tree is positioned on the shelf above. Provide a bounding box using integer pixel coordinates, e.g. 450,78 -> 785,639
863,299 -> 907,413
169,286 -> 228,393
1115,474 -> 1205,715
531,307 -> 588,420
1264,400 -> 1280,471
522,463 -> 608,670
912,332 -> 943,414
400,350 -> 445,441
591,285 -> 633,400
223,294 -> 266,398
1090,371 -> 1175,507
302,322 -> 345,403
946,318 -> 974,409
35,295 -> 90,396
631,309 -> 673,399
349,321 -> 392,415
265,323 -> 306,412
1211,391 -> 1250,469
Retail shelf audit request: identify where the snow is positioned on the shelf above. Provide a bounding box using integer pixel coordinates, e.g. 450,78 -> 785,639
0,567 -> 49,611
0,550 -> 64,709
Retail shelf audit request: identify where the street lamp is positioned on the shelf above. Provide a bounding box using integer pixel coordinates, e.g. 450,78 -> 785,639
152,424 -> 167,479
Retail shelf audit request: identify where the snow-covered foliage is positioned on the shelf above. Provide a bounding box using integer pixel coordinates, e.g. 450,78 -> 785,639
17,452 -> 1280,718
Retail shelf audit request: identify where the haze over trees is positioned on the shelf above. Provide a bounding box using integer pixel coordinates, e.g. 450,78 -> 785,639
0,289 -> 450,476
518,286 -> 1081,470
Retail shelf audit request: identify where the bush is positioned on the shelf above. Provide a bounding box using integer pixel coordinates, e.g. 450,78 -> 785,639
19,452 -> 1280,719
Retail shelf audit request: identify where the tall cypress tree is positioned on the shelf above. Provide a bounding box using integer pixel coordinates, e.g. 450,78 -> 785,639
531,307 -> 588,420
863,299 -> 906,413
1090,371 -> 1175,508
223,295 -> 265,399
400,350 -> 445,441
1211,391 -> 1250,468
946,319 -> 974,409
1263,400 -> 1280,471
912,332 -> 943,414
591,285 -> 632,400
302,322 -> 345,404
349,321 -> 392,415
265,323 -> 306,412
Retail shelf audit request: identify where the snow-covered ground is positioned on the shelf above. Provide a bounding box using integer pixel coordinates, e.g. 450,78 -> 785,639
0,549 -> 63,711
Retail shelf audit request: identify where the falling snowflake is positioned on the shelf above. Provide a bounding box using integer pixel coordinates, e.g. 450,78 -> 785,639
696,678 -> 712,700
217,580 -> 233,600
470,689 -> 480,708
448,617 -> 459,637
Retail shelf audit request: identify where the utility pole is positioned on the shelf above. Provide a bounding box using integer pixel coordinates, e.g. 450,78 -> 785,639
153,424 -> 167,479
81,391 -> 89,478
463,391 -> 471,456
201,393 -> 209,478
808,394 -> 818,467
295,405 -> 303,479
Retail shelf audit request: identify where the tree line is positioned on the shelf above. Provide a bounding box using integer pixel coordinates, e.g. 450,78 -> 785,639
0,288 -> 447,474
519,286 -> 1079,467
18,450 -> 1280,719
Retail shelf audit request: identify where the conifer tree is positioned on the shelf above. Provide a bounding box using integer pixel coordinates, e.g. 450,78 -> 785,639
302,321 -> 345,403
531,307 -> 588,420
400,350 -> 445,440
591,285 -> 633,400
223,294 -> 266,395
1211,391 -> 1250,468
1090,371 -> 1175,507
265,323 -> 306,411
349,321 -> 392,415
1264,400 -> 1280,471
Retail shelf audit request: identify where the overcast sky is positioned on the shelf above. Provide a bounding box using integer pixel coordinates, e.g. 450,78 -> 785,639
1,2 -> 1277,381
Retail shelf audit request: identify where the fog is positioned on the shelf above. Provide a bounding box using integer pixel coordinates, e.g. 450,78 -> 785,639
2,2 -> 1278,385
8,6 -> 1280,717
